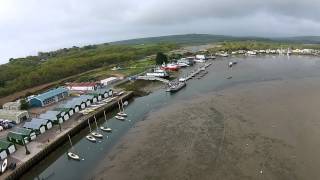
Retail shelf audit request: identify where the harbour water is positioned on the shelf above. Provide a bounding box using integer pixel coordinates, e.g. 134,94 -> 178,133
22,55 -> 320,179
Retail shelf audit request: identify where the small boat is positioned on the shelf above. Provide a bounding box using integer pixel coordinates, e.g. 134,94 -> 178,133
179,78 -> 186,82
92,116 -> 103,138
100,126 -> 112,132
166,82 -> 186,93
67,152 -> 80,161
67,134 -> 81,161
100,111 -> 112,132
227,76 -> 233,79
86,135 -> 97,142
91,132 -> 103,138
115,115 -> 125,120
117,112 -> 127,117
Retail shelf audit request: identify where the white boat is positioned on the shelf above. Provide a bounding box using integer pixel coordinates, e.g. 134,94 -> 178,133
91,132 -> 103,138
177,62 -> 189,67
117,112 -> 127,117
67,135 -> 81,161
193,59 -> 206,63
92,116 -> 103,138
115,115 -> 125,120
86,135 -> 96,142
100,111 -> 112,132
100,126 -> 112,132
67,152 -> 80,161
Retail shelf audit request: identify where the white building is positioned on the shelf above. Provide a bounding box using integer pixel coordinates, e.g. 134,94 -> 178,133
100,77 -> 119,86
66,82 -> 98,91
3,101 -> 21,110
0,109 -> 29,124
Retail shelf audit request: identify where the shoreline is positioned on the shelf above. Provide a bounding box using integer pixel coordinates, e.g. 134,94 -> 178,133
91,76 -> 320,180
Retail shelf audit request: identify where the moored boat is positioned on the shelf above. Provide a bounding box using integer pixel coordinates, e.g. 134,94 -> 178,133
166,82 -> 186,93
86,135 -> 97,142
115,115 -> 125,120
67,152 -> 80,161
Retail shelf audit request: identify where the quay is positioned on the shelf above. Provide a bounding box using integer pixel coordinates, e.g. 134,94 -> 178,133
3,92 -> 134,180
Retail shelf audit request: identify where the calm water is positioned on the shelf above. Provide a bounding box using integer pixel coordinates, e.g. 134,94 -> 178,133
22,55 -> 320,180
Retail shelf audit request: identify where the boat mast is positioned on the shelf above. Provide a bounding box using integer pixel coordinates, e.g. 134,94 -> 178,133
103,111 -> 108,127
68,134 -> 74,151
87,119 -> 92,132
94,115 -> 99,129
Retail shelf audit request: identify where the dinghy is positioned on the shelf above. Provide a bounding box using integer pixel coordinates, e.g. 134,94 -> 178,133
117,112 -> 127,117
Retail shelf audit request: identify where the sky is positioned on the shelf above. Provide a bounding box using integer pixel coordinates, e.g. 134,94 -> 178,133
1,0 -> 320,64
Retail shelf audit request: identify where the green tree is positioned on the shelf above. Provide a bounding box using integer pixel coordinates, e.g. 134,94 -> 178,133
155,52 -> 168,65
20,99 -> 29,110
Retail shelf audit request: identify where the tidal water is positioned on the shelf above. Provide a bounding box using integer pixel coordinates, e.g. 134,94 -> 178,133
22,55 -> 320,180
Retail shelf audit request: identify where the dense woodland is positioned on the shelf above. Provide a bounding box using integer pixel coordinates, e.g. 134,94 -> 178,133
0,43 -> 177,98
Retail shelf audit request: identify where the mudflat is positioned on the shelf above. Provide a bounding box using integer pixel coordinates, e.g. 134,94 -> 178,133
90,77 -> 320,180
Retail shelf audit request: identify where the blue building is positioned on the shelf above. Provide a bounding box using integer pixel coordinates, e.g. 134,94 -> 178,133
29,87 -> 68,107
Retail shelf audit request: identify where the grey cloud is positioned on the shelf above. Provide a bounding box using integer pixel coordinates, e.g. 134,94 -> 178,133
1,0 -> 320,64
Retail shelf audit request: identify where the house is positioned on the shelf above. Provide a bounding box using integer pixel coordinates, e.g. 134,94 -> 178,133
0,109 -> 29,124
66,82 -> 98,91
7,128 -> 36,145
39,110 -> 65,124
3,101 -> 21,110
0,140 -> 16,160
23,121 -> 46,135
29,87 -> 69,107
100,77 -> 119,86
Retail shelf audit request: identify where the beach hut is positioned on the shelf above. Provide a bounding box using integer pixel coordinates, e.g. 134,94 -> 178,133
7,128 -> 36,145
39,111 -> 64,124
23,121 -> 46,135
0,140 -> 15,160
36,119 -> 53,130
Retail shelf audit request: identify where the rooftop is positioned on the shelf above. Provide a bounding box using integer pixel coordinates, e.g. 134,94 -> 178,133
30,87 -> 68,102
67,82 -> 97,87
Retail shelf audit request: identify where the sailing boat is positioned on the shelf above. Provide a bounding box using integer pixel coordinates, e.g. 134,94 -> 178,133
100,111 -> 112,132
67,134 -> 81,161
117,99 -> 127,117
86,119 -> 97,142
91,116 -> 103,138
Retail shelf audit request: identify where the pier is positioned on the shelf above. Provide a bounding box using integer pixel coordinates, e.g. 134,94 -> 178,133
184,62 -> 212,81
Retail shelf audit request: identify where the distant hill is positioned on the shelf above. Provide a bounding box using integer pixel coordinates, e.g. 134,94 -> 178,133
111,34 -> 320,45
273,36 -> 320,44
111,34 -> 271,45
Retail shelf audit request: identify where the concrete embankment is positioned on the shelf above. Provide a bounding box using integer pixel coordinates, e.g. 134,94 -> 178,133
4,92 -> 134,180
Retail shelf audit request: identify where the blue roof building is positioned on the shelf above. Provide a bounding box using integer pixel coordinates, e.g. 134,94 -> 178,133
29,87 -> 69,107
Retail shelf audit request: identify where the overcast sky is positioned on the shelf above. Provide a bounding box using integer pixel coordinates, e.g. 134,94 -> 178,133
1,0 -> 320,64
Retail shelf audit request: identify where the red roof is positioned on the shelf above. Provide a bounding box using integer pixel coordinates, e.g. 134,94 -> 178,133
67,82 -> 97,87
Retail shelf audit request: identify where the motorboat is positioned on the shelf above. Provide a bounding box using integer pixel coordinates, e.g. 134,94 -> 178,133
86,135 -> 97,142
166,82 -> 186,93
67,152 -> 80,161
161,63 -> 179,71
115,115 -> 125,120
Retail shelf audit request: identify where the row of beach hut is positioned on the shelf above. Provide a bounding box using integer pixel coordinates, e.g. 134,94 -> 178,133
2,89 -> 113,160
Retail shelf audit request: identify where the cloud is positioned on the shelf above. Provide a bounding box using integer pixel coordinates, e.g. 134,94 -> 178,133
0,0 -> 320,63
